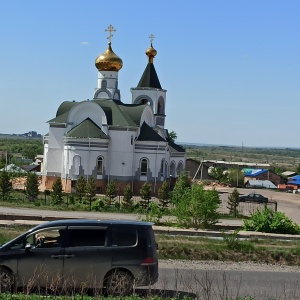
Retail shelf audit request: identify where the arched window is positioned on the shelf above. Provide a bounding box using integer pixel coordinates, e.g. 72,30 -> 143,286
170,161 -> 176,177
140,158 -> 148,176
160,159 -> 165,177
97,156 -> 103,174
73,155 -> 81,175
177,161 -> 184,176
101,80 -> 107,88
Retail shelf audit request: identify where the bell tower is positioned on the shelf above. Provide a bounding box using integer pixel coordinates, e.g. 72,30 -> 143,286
131,35 -> 167,128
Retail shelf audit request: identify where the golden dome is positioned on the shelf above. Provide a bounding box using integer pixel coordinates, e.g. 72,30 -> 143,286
146,43 -> 157,63
95,42 -> 123,71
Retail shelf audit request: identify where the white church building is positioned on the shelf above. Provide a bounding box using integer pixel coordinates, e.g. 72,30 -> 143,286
42,26 -> 185,194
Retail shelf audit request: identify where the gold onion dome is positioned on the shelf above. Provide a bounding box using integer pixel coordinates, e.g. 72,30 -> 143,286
146,43 -> 157,63
95,42 -> 123,71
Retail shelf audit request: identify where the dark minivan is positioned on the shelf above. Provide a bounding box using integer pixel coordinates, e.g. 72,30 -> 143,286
0,219 -> 158,295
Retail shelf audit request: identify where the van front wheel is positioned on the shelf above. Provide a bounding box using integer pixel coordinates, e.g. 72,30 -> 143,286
0,268 -> 14,293
105,270 -> 133,296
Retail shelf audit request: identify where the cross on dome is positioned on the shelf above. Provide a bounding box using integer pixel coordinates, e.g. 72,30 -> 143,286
149,34 -> 155,44
105,24 -> 116,43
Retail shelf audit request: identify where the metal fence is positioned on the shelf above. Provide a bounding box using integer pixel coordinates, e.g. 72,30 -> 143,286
219,199 -> 277,217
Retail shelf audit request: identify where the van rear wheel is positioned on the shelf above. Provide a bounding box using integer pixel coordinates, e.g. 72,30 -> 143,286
105,270 -> 133,296
0,268 -> 13,293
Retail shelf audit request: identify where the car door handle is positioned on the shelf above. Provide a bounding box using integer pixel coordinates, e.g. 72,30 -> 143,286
51,254 -> 64,259
64,254 -> 75,259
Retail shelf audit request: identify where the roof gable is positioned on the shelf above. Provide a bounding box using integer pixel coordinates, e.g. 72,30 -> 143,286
137,122 -> 165,142
66,118 -> 108,139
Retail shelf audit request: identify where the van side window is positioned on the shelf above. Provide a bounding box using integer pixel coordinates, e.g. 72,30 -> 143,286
111,227 -> 137,246
68,229 -> 106,247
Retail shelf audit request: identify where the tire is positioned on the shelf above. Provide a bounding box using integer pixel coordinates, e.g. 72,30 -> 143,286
105,270 -> 133,296
0,268 -> 14,293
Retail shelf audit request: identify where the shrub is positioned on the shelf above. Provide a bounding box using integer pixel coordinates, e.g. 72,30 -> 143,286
173,184 -> 220,229
243,207 -> 300,235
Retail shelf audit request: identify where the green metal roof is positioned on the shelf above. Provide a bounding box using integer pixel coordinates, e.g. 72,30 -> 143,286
48,111 -> 69,124
66,118 -> 108,139
137,63 -> 162,89
92,99 -> 141,127
56,101 -> 78,117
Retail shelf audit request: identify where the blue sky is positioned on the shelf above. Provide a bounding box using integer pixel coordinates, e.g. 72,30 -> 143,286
1,1 -> 299,148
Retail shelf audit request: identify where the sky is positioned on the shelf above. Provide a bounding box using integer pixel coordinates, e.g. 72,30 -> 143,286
1,1 -> 300,148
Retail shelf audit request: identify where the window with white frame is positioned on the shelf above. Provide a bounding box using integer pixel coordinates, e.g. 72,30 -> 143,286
97,156 -> 103,174
73,155 -> 81,175
140,158 -> 148,176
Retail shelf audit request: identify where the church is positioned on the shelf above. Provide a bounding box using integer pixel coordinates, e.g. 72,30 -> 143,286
42,25 -> 186,194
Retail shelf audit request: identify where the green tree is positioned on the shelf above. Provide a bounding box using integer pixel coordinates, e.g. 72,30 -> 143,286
122,184 -> 134,210
140,182 -> 152,209
25,172 -> 39,200
296,164 -> 300,174
51,177 -> 63,205
75,176 -> 86,202
86,177 -> 96,209
158,180 -> 170,208
174,184 -> 220,229
86,177 -> 96,199
171,171 -> 191,204
105,181 -> 117,205
0,171 -> 12,201
169,131 -> 177,142
227,169 -> 244,187
227,188 -> 240,217
210,167 -> 227,182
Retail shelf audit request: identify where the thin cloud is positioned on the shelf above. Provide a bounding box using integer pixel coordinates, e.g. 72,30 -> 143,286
80,42 -> 89,45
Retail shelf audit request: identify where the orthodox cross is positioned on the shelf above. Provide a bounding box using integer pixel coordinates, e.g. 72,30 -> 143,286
105,24 -> 116,43
149,34 -> 155,44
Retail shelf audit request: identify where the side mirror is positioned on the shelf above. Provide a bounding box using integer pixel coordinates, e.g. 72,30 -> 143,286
25,243 -> 32,252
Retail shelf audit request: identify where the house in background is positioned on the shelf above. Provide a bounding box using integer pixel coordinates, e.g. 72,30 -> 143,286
185,158 -> 213,181
243,168 -> 284,187
287,175 -> 300,188
245,179 -> 277,189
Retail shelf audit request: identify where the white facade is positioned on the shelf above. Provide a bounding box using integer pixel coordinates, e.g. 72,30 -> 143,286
42,39 -> 185,193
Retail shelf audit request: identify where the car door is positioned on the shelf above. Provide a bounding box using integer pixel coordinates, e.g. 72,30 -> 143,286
62,226 -> 112,289
16,226 -> 66,289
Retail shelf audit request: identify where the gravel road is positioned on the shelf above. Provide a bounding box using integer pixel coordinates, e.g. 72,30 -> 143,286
159,259 -> 300,273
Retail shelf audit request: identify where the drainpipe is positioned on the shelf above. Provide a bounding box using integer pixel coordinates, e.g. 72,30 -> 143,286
154,144 -> 159,193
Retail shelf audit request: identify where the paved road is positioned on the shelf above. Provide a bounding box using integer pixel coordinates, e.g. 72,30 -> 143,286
156,267 -> 300,299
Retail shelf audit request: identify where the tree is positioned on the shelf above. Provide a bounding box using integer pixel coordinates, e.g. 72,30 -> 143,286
158,180 -> 170,208
174,184 -> 220,229
210,167 -> 227,182
86,177 -> 96,210
140,182 -> 152,209
227,169 -> 244,187
227,188 -> 240,217
75,176 -> 86,202
25,172 -> 39,200
171,171 -> 191,205
105,181 -> 117,205
169,131 -> 177,142
51,177 -> 63,205
296,164 -> 300,175
0,171 -> 12,201
122,184 -> 134,210
86,177 -> 96,199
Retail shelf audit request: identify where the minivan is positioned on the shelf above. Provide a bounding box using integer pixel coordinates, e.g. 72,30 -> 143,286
0,219 -> 158,295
